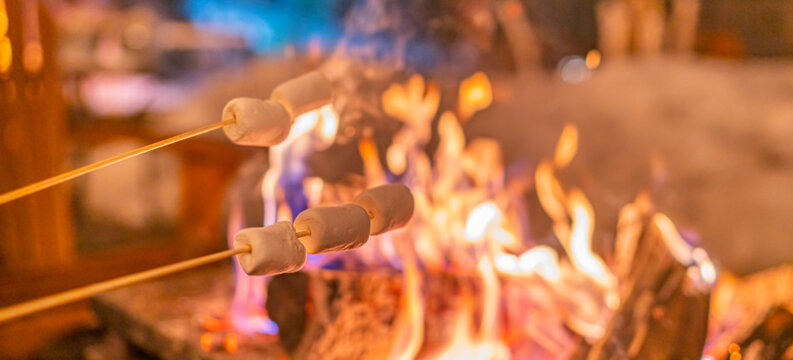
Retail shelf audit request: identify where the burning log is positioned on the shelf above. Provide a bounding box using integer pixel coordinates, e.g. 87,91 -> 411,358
266,269 -> 480,360
573,215 -> 710,360
736,307 -> 793,360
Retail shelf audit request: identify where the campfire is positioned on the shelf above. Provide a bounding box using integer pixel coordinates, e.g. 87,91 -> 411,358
186,71 -> 720,359
5,1 -> 793,360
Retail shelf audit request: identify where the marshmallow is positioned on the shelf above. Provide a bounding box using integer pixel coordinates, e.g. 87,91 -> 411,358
294,204 -> 370,254
222,97 -> 291,147
233,222 -> 306,276
270,71 -> 332,118
353,184 -> 415,235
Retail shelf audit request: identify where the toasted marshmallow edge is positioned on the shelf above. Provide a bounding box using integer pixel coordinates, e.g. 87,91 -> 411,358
294,204 -> 371,254
270,71 -> 333,119
222,97 -> 291,147
233,222 -> 306,276
353,183 -> 415,235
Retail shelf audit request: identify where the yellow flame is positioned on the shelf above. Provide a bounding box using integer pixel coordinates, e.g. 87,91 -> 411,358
358,136 -> 387,186
387,142 -> 407,175
693,247 -> 717,285
554,124 -> 578,169
518,246 -> 562,282
22,42 -> 43,74
566,189 -> 613,287
651,213 -> 693,265
0,36 -> 11,74
391,254 -> 425,360
200,333 -> 213,351
319,104 -> 339,143
458,72 -> 493,121
614,203 -> 642,278
535,160 -> 569,241
224,333 -> 239,353
438,111 -> 465,158
382,74 -> 440,132
464,202 -> 501,242
0,0 -> 7,35
430,295 -> 510,360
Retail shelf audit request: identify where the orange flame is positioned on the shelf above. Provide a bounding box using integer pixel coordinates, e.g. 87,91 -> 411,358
359,135 -> 387,186
224,333 -> 239,353
458,72 -> 493,121
200,333 -> 213,351
464,202 -> 500,243
566,189 -> 614,288
651,213 -> 693,265
554,124 -> 578,169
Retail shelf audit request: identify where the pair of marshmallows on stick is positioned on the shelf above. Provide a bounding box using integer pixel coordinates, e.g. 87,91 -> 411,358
234,184 -> 415,276
222,71 -> 333,147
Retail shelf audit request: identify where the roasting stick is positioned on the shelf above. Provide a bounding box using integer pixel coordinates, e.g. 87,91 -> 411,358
0,119 -> 234,206
0,229 -> 312,324
0,71 -> 333,206
0,183 -> 413,323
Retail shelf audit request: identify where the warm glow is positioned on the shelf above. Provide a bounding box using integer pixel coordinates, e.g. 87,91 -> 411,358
693,247 -> 717,285
554,124 -> 578,169
464,202 -> 501,242
0,0 -> 7,35
389,255 -> 425,360
518,246 -> 561,282
652,213 -> 693,265
430,296 -> 510,360
535,160 -> 569,241
566,189 -> 614,287
358,136 -> 387,186
224,333 -> 239,353
0,36 -> 11,74
585,49 -> 601,69
614,202 -> 642,278
200,333 -> 213,351
320,104 -> 339,143
201,316 -> 225,332
438,111 -> 465,158
386,142 -> 407,175
382,74 -> 440,131
23,42 -> 43,74
458,72 -> 493,121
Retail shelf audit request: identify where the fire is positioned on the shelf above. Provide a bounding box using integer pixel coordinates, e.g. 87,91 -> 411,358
222,71 -> 719,358
518,246 -> 561,282
430,295 -> 510,360
566,189 -> 614,287
224,333 -> 239,353
200,332 -> 213,351
554,124 -> 578,169
464,202 -> 500,242
458,72 -> 493,121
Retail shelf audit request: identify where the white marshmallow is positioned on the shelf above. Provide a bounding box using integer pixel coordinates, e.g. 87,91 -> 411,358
222,98 -> 291,147
294,204 -> 370,254
353,184 -> 415,235
270,71 -> 332,118
233,222 -> 306,276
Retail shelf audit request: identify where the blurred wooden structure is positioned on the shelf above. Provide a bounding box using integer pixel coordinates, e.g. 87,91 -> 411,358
0,1 -> 242,358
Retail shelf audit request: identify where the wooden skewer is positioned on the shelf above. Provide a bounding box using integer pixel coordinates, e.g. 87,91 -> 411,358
0,228 -> 313,324
0,118 -> 235,206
